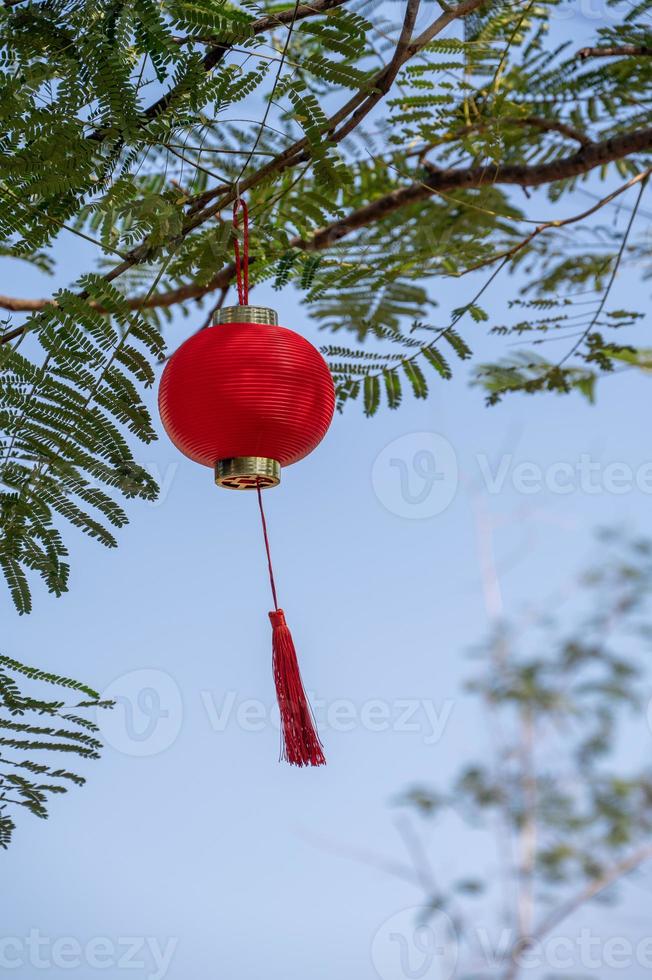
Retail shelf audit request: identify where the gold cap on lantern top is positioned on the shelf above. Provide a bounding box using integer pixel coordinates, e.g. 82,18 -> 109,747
215,457 -> 281,490
213,305 -> 278,326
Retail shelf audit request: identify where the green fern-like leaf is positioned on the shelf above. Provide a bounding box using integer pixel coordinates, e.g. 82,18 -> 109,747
0,655 -> 110,848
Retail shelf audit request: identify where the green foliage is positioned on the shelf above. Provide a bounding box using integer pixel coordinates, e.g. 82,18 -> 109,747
323,320 -> 471,415
0,654 -> 111,848
0,275 -> 160,613
473,298 -> 644,403
1,0 -> 652,609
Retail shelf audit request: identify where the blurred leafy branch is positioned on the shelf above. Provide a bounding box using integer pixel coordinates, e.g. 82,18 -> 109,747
0,655 -> 111,849
1,0 -> 652,609
384,530 -> 652,979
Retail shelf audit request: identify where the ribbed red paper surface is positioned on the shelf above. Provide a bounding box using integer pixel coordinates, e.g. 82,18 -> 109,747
159,321 -> 335,468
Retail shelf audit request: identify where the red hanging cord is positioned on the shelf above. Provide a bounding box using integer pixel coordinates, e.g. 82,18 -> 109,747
256,482 -> 326,768
256,483 -> 279,613
232,197 -> 249,306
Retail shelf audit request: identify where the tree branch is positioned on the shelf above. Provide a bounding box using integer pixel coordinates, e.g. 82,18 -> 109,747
64,0 -> 473,317
502,843 -> 652,979
185,0 -> 487,217
89,0 -> 351,139
577,45 -> 652,60
325,0 -> 421,144
516,705 -> 537,940
409,115 -> 592,162
508,115 -> 592,147
2,129 -> 652,326
449,168 -> 651,279
536,843 -> 652,939
2,1 -> 648,337
557,172 -> 648,367
303,125 -> 652,250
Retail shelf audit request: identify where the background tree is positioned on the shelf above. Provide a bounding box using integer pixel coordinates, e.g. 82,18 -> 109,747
1,0 -> 651,609
381,530 -> 652,978
0,655 -> 111,848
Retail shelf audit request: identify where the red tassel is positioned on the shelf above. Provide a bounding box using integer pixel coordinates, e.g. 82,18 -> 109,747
269,609 -> 326,767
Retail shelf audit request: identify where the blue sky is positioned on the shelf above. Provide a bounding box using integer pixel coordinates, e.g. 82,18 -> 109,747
3,2 -> 652,978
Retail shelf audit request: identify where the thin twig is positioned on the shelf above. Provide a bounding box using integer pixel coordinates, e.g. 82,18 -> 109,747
558,174 -> 648,367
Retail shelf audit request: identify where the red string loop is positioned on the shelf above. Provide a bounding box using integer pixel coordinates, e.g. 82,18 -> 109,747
232,197 -> 249,306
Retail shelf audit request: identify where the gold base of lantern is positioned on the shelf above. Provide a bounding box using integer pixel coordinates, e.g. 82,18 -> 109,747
214,457 -> 281,490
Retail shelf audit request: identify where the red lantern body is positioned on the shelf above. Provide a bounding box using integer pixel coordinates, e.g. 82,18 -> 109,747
159,306 -> 335,488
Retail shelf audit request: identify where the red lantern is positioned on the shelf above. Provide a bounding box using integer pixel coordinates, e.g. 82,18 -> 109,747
158,306 -> 335,488
159,284 -> 335,766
